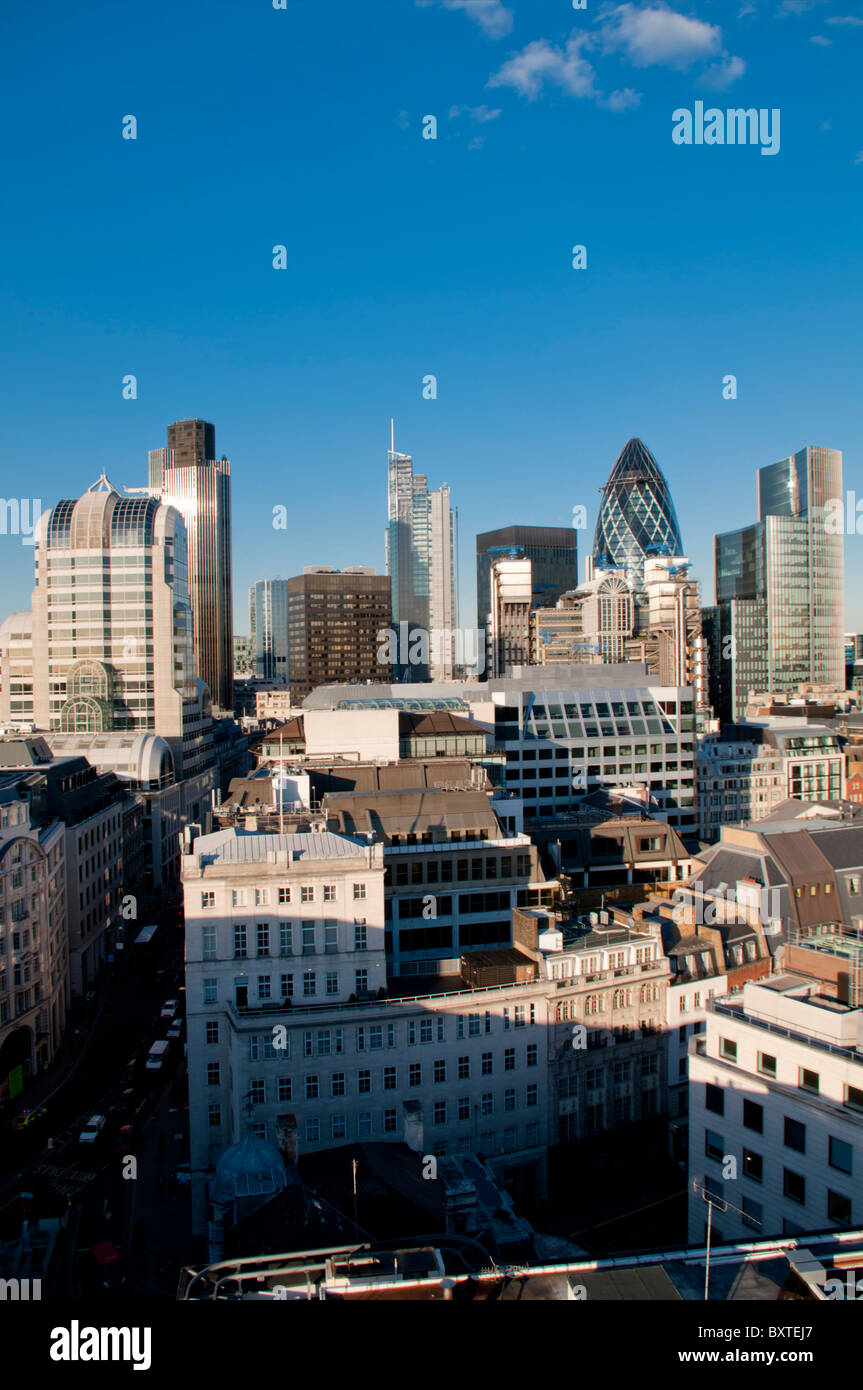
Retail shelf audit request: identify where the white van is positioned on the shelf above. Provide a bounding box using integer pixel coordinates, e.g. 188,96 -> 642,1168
146,1040 -> 170,1071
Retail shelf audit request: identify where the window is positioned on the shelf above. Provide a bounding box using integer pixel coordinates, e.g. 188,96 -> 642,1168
384,1066 -> 397,1090
409,1063 -> 422,1087
231,890 -> 247,908
257,976 -> 271,1001
203,979 -> 218,1004
354,922 -> 367,952
526,1043 -> 537,1067
358,1112 -> 372,1138
303,970 -> 316,997
844,1085 -> 863,1113
743,1100 -> 763,1134
208,1104 -> 221,1128
280,973 -> 293,999
278,1077 -> 292,1103
324,921 -> 338,953
434,1059 -> 446,1084
468,1014 -> 481,1037
302,922 -> 315,955
383,1108 -> 397,1134
420,1019 -> 433,1044
249,1079 -> 265,1105
305,1075 -> 319,1100
829,1137 -> 853,1174
331,1115 -> 346,1141
279,923 -> 292,956
207,1062 -> 221,1086
480,1093 -> 493,1116
323,885 -> 336,902
799,1068 -> 819,1095
719,1038 -> 737,1062
783,1168 -> 805,1205
784,1117 -> 806,1154
205,1021 -> 219,1045
705,1129 -> 724,1162
526,1083 -> 538,1107
234,924 -> 247,958
743,1149 -> 763,1184
326,971 -> 339,995
257,924 -> 270,957
705,1083 -> 724,1116
301,886 -> 314,903
481,1052 -> 493,1076
355,969 -> 368,994
278,887 -> 291,904
458,1056 -> 470,1080
504,1088 -> 516,1112
458,1097 -> 470,1121
504,1047 -> 515,1071
201,891 -> 215,909
353,882 -> 366,900
758,1052 -> 776,1078
433,1101 -> 447,1126
741,1196 -> 763,1231
369,1025 -> 383,1050
828,1189 -> 851,1226
514,1005 -> 525,1028
305,1118 -> 320,1143
358,1069 -> 371,1094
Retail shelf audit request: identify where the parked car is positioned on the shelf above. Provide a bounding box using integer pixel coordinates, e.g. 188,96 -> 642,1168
11,1106 -> 48,1131
160,999 -> 179,1020
146,1040 -> 170,1071
167,1019 -> 183,1041
79,1114 -> 107,1144
116,1122 -> 139,1153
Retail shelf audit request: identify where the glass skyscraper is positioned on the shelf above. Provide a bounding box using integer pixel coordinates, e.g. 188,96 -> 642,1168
249,579 -> 290,683
592,438 -> 683,593
476,525 -> 579,675
712,446 -> 844,721
386,439 -> 458,681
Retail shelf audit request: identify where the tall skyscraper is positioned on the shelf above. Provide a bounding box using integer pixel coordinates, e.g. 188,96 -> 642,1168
249,579 -> 290,683
592,438 -> 683,594
476,525 -> 579,674
287,568 -> 392,703
149,419 -> 234,713
385,432 -> 458,681
26,476 -> 196,751
712,445 -> 844,722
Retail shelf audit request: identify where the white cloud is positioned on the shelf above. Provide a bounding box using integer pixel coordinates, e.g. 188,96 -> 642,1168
467,135 -> 486,150
810,34 -> 832,44
826,13 -> 863,24
597,3 -> 722,69
701,54 -> 747,88
855,150 -> 863,164
415,0 -> 513,39
488,35 -> 600,101
449,103 -> 502,122
396,110 -> 411,130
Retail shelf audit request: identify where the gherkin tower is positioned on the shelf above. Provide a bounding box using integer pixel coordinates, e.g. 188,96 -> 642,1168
592,438 -> 683,592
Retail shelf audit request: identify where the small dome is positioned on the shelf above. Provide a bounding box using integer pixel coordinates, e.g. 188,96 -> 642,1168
210,1131 -> 287,1206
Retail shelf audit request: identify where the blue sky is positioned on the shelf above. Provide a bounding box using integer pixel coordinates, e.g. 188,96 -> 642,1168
1,0 -> 862,632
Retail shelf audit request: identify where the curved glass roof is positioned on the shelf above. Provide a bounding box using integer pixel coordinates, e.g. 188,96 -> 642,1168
592,438 -> 683,592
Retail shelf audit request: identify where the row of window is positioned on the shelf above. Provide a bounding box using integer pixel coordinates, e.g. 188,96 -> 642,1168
235,1025 -> 542,1068
202,883 -> 368,909
389,855 -> 531,887
220,1067 -> 541,1110
715,1047 -> 863,1110
223,920 -> 368,960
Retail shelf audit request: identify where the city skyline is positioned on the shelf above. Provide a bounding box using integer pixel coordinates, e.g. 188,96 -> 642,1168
1,2 -> 862,632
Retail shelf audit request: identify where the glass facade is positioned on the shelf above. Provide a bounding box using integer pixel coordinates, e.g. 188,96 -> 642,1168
592,438 -> 683,593
714,447 -> 844,720
476,526 -> 579,669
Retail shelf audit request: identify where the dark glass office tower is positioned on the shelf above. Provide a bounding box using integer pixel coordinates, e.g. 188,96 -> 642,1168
476,526 -> 578,674
148,419 -> 234,713
593,438 -> 683,593
713,446 -> 844,721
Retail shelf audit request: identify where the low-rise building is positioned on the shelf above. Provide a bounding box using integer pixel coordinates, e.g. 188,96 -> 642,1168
689,975 -> 863,1243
